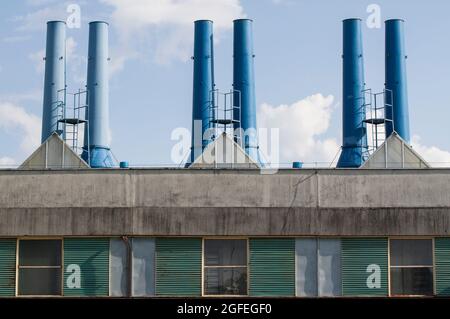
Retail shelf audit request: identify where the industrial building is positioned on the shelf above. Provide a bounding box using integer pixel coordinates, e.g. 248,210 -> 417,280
0,17 -> 449,299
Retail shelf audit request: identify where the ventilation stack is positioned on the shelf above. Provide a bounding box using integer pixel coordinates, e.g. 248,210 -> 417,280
82,21 -> 116,168
385,19 -> 410,143
190,20 -> 215,163
41,21 -> 66,143
233,19 -> 259,162
337,19 -> 368,168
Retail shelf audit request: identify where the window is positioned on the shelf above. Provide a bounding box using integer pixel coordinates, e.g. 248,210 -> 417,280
18,240 -> 62,296
390,239 -> 433,296
296,238 -> 342,297
204,239 -> 247,296
110,238 -> 156,297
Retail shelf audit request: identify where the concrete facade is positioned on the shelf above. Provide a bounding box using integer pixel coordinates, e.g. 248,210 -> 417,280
0,168 -> 449,236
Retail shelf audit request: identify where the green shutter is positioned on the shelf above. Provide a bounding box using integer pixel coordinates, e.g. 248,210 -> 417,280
342,238 -> 388,296
156,238 -> 201,296
435,238 -> 450,296
249,238 -> 295,297
63,238 -> 109,296
0,239 -> 16,297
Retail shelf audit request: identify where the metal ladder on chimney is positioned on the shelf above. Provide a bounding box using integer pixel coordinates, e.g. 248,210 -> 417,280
362,88 -> 394,159
208,89 -> 242,148
56,88 -> 90,160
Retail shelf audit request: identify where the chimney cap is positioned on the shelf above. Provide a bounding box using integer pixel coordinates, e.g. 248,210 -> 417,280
47,20 -> 66,24
342,18 -> 362,22
194,19 -> 213,23
385,19 -> 406,23
89,21 -> 109,25
234,18 -> 253,23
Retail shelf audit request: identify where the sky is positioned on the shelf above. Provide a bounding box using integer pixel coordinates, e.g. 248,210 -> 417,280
1,0 -> 450,167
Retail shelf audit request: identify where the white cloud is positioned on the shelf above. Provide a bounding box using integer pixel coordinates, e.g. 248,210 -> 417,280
66,36 -> 77,58
271,0 -> 293,5
3,35 -> 31,43
102,0 -> 243,30
26,0 -> 59,6
29,49 -> 45,73
0,89 -> 42,104
258,94 -> 340,166
411,135 -> 450,167
13,5 -> 68,32
101,0 -> 245,67
0,102 -> 41,154
66,37 -> 87,84
0,157 -> 16,168
109,48 -> 138,77
19,0 -> 89,31
28,37 -> 86,84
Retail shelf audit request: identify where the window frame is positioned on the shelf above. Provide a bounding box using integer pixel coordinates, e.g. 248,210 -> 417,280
202,237 -> 249,297
388,237 -> 435,297
16,238 -> 64,297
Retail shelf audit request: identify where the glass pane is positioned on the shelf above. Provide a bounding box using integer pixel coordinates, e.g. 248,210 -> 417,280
295,238 -> 318,297
390,240 -> 433,266
18,268 -> 62,296
205,268 -> 247,295
204,240 -> 246,266
132,238 -> 155,297
110,238 -> 129,297
390,267 -> 433,296
19,240 -> 62,266
318,239 -> 342,297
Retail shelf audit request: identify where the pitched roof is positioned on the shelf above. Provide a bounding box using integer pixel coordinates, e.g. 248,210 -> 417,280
189,132 -> 260,169
19,132 -> 89,169
361,132 -> 430,169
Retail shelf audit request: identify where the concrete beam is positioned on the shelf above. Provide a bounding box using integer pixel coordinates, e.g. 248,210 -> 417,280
0,207 -> 449,237
0,169 -> 449,236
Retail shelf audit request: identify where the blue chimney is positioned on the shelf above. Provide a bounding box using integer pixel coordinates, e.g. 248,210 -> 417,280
337,19 -> 367,168
233,19 -> 258,162
190,20 -> 215,163
41,21 -> 66,143
385,19 -> 410,142
82,21 -> 116,168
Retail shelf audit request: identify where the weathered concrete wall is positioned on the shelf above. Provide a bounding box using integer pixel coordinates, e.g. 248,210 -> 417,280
0,169 -> 449,236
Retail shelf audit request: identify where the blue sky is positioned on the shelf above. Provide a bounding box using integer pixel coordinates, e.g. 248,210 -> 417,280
1,0 -> 450,167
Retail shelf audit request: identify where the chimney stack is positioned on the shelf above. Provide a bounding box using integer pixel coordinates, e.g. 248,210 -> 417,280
385,19 -> 410,143
41,21 -> 66,143
190,20 -> 215,163
82,21 -> 116,168
337,19 -> 368,168
233,19 -> 258,162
